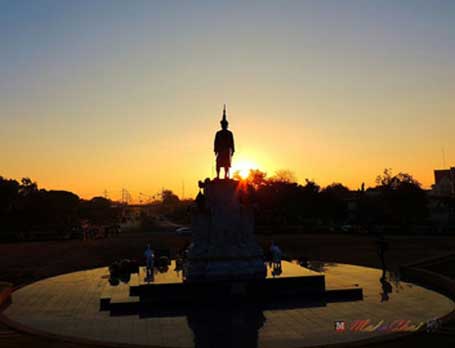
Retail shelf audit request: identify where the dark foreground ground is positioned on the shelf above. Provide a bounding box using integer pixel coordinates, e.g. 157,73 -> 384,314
1,231 -> 455,347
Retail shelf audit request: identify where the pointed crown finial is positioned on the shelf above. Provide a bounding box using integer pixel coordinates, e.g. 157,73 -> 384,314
221,104 -> 228,125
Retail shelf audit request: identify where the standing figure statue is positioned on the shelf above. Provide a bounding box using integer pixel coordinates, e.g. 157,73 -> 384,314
214,105 -> 235,179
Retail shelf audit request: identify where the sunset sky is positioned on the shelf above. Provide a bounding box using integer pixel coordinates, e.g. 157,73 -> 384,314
1,1 -> 454,201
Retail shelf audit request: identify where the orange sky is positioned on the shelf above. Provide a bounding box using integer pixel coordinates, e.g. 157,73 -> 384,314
1,2 -> 454,202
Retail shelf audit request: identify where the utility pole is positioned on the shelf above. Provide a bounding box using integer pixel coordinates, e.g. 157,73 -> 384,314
121,188 -> 131,205
442,147 -> 447,168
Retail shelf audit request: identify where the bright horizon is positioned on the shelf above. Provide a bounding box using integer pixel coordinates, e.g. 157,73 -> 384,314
2,1 -> 454,202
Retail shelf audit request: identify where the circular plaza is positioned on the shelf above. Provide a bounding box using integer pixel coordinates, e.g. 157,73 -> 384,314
1,262 -> 453,348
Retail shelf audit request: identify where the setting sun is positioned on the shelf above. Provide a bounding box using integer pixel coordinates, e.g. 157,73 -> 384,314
232,160 -> 259,179
2,3 -> 455,348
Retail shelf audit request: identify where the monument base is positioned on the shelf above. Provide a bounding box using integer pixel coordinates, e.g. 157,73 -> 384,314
184,179 -> 267,282
99,261 -> 363,316
185,257 -> 266,282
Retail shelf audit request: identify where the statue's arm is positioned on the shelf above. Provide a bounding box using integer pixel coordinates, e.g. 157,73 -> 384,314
214,133 -> 218,154
230,132 -> 235,154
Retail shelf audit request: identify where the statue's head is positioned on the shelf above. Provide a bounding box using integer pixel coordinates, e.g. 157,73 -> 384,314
220,104 -> 229,130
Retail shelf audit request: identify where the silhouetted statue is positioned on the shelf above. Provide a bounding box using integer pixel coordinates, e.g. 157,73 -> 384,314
380,275 -> 393,302
195,190 -> 205,210
214,105 -> 235,179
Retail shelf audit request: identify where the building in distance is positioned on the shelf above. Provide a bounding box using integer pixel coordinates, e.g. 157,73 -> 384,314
432,167 -> 455,196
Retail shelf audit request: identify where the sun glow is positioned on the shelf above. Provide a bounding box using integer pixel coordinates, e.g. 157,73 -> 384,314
232,160 -> 259,179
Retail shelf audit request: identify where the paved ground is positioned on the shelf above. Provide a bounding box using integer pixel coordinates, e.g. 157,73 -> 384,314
1,233 -> 455,347
2,263 -> 453,348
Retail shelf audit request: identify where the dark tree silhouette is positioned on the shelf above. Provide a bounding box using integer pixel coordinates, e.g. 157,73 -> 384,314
0,176 -> 20,214
320,183 -> 350,224
80,196 -> 121,225
270,169 -> 296,183
161,190 -> 180,206
0,176 -> 123,241
358,169 -> 429,231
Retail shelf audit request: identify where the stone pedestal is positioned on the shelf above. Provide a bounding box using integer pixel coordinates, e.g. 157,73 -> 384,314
185,179 -> 266,282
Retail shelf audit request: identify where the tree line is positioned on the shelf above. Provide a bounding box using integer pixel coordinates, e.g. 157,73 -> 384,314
235,168 -> 430,233
1,167 -> 448,241
0,176 -> 122,241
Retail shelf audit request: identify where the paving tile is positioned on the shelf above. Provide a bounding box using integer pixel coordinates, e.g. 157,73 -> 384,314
2,263 -> 454,347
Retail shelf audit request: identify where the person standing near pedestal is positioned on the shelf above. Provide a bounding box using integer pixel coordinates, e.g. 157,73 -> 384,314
270,241 -> 283,275
214,105 -> 235,179
144,244 -> 155,280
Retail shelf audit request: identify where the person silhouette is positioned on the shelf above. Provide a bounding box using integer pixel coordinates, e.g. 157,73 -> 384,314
214,105 -> 235,179
270,241 -> 283,275
144,244 -> 155,281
